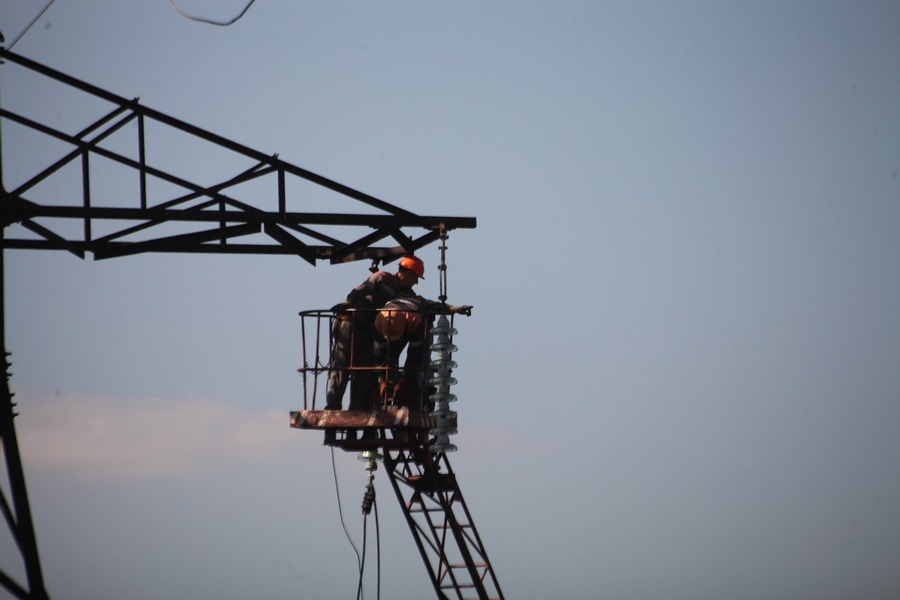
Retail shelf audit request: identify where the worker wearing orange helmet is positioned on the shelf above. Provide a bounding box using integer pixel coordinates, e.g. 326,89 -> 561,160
326,255 -> 472,411
325,256 -> 426,410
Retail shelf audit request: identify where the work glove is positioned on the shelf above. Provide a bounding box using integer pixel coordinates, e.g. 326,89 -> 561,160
450,305 -> 473,316
393,377 -> 407,400
330,301 -> 350,314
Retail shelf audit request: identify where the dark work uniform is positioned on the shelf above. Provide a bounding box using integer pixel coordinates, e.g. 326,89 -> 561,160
373,296 -> 432,409
326,271 -> 410,410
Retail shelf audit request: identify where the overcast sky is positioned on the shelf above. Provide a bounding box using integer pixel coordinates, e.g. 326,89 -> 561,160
2,1 -> 900,599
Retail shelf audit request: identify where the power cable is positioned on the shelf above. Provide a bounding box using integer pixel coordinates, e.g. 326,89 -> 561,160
6,0 -> 56,50
357,449 -> 381,598
356,516 -> 368,600
355,500 -> 383,600
359,483 -> 383,600
168,0 -> 257,26
331,447 -> 363,575
374,497 -> 382,600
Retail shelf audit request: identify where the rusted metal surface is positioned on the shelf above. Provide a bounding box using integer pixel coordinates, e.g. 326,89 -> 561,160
290,409 -> 458,450
296,308 -> 455,412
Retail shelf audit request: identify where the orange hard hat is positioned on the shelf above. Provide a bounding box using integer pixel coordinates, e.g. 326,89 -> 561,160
399,256 -> 425,279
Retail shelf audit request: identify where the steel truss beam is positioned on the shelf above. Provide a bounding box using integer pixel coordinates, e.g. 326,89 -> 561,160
0,47 -> 475,599
0,48 -> 475,264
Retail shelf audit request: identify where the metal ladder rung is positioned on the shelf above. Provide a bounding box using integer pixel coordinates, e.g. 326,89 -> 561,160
441,582 -> 476,589
408,506 -> 448,514
445,562 -> 488,570
435,522 -> 472,529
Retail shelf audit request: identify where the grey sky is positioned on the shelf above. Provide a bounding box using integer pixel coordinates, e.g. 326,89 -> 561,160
2,1 -> 899,599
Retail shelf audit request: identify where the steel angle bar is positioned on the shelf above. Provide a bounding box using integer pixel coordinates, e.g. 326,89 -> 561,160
7,106 -> 137,197
17,219 -> 84,258
276,220 -> 343,247
4,109 -> 242,212
0,49 -> 418,218
330,229 -> 443,265
328,227 -> 394,263
92,222 -> 260,259
0,569 -> 29,600
149,160 -> 277,211
263,222 -> 316,265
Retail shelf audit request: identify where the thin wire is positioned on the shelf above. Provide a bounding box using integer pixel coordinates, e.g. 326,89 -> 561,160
7,0 -> 56,50
168,0 -> 257,26
331,447 -> 363,573
356,515 -> 368,600
374,497 -> 382,600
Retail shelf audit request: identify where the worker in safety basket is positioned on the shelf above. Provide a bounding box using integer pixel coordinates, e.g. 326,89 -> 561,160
326,256 -> 425,411
373,294 -> 472,411
373,295 -> 432,410
325,256 -> 471,410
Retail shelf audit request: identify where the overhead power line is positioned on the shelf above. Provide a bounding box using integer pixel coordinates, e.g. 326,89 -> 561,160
7,0 -> 56,50
168,0 -> 257,26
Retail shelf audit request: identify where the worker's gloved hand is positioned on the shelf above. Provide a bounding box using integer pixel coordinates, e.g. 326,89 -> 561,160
379,380 -> 391,401
330,301 -> 350,314
450,305 -> 473,316
394,377 -> 407,400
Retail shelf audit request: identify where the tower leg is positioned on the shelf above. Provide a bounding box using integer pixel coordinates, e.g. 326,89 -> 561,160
383,447 -> 503,600
1,235 -> 51,599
